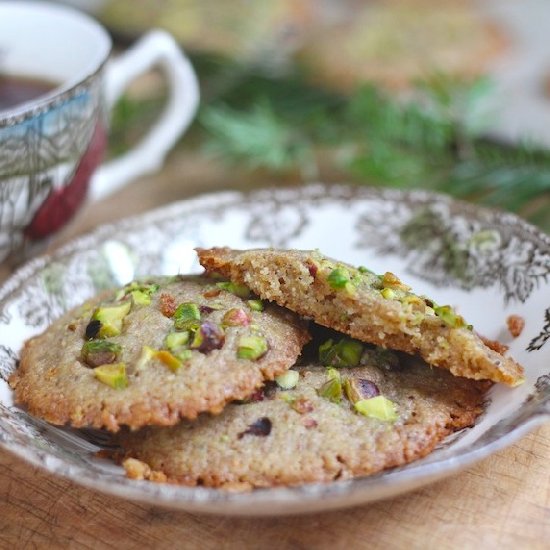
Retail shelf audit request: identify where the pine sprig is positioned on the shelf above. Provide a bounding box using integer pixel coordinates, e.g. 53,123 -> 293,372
199,69 -> 550,231
200,100 -> 317,178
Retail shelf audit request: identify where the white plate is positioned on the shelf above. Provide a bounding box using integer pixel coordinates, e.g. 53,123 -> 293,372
0,184 -> 549,516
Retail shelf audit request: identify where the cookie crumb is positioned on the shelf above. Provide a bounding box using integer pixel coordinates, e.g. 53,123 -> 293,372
479,335 -> 509,355
507,315 -> 525,338
123,457 -> 151,480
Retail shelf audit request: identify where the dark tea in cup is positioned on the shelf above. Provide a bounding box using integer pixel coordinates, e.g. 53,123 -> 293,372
0,74 -> 58,110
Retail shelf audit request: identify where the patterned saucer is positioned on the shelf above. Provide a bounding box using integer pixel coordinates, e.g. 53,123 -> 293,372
0,184 -> 548,516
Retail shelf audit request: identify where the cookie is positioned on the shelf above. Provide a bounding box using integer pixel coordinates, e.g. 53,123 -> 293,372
197,248 -> 524,386
297,0 -> 507,91
116,346 -> 489,489
9,275 -> 310,431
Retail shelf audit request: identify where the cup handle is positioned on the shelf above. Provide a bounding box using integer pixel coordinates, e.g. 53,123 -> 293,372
88,30 -> 199,202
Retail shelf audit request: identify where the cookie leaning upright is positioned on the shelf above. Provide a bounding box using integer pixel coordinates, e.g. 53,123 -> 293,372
197,248 -> 524,387
9,275 -> 310,431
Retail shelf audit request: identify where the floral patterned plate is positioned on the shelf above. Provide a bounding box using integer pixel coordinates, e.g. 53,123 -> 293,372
0,184 -> 549,516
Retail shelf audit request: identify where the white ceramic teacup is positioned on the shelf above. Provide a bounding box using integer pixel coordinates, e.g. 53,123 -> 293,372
0,1 -> 199,262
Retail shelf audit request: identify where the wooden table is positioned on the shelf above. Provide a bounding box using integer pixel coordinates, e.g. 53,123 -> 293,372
1,153 -> 549,549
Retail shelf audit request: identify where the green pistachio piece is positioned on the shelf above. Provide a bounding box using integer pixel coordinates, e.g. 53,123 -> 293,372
381,288 -> 396,300
131,289 -> 151,306
247,299 -> 264,312
135,345 -> 156,370
354,396 -> 398,421
176,349 -> 193,362
155,350 -> 183,372
327,267 -> 351,289
173,302 -> 201,331
237,335 -> 268,360
318,377 -> 343,403
216,281 -> 251,299
93,362 -> 128,389
326,367 -> 341,381
319,338 -> 363,368
165,331 -> 190,350
117,281 -> 160,301
381,272 -> 410,291
275,370 -> 299,390
92,300 -> 132,338
222,308 -> 251,327
319,339 -> 335,363
343,378 -> 380,404
434,305 -> 468,329
81,339 -> 121,367
190,321 -> 225,353
81,339 -> 121,357
358,266 -> 374,274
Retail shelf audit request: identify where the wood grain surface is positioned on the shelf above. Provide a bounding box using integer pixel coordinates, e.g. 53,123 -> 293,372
1,153 -> 549,549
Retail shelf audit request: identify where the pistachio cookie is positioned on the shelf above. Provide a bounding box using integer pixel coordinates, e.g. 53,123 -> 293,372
197,248 -> 524,386
116,345 -> 489,489
10,276 -> 310,431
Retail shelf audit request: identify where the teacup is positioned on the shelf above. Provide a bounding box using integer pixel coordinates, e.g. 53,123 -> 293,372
0,1 -> 199,263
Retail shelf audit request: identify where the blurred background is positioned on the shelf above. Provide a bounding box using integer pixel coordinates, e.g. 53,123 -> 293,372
55,0 -> 550,231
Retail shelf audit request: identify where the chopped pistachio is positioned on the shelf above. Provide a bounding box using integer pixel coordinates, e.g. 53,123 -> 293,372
93,362 -> 128,389
247,299 -> 264,312
275,370 -> 299,390
343,378 -> 380,404
319,339 -> 335,363
319,338 -> 363,368
117,281 -> 160,301
381,288 -> 396,300
173,302 -> 201,331
92,300 -> 132,338
381,272 -> 411,291
135,345 -> 156,370
190,321 -> 225,353
327,267 -> 351,289
354,396 -> 398,421
176,349 -> 193,362
137,345 -> 188,372
164,331 -> 190,350
216,281 -> 251,299
222,308 -> 251,327
434,305 -> 467,329
326,367 -> 341,381
237,335 -> 268,360
358,265 -> 374,274
401,294 -> 423,306
318,377 -> 343,403
81,340 -> 121,368
155,350 -> 183,372
130,290 -> 151,306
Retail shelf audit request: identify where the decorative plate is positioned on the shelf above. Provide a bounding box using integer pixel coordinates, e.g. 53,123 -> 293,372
0,184 -> 549,516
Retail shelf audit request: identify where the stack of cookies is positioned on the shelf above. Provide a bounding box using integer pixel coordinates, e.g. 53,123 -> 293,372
9,249 -> 524,490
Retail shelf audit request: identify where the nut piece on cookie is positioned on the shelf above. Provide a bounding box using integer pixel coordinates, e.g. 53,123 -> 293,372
9,275 -> 310,432
196,248 -> 524,387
